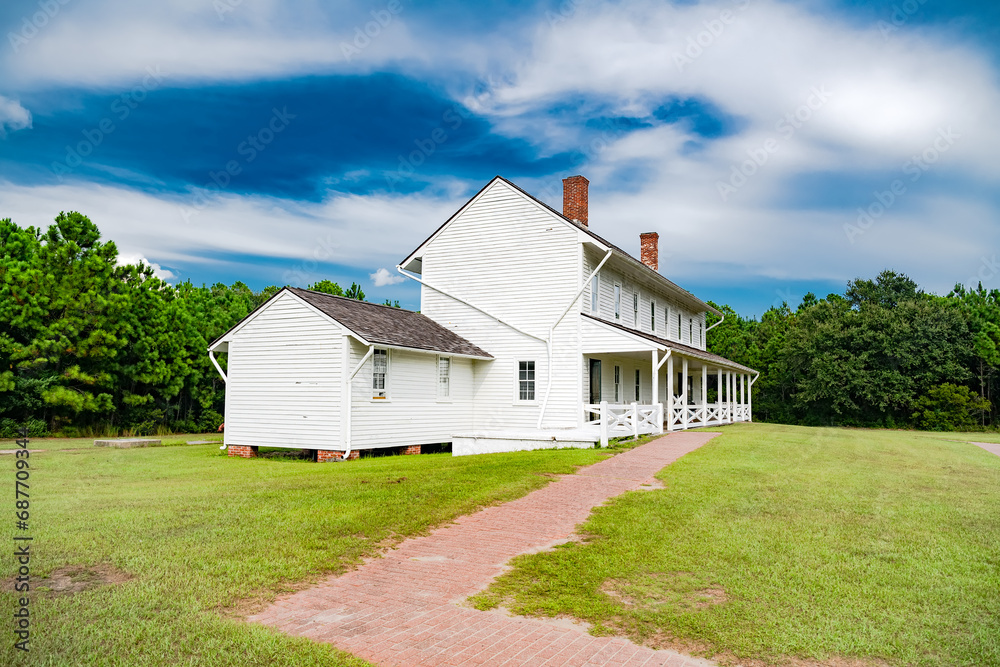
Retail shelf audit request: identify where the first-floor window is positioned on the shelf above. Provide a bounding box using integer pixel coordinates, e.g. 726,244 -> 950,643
438,357 -> 451,398
635,369 -> 641,401
614,365 -> 621,402
518,361 -> 535,401
372,349 -> 388,399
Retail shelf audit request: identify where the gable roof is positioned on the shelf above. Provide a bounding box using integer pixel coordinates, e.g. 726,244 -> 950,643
398,175 -> 721,317
582,313 -> 757,374
211,287 -> 493,359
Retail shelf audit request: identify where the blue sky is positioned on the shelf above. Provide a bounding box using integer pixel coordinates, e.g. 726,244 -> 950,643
1,0 -> 999,316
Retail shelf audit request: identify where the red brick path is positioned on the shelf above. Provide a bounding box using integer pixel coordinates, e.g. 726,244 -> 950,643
972,441 -> 1000,457
250,431 -> 721,666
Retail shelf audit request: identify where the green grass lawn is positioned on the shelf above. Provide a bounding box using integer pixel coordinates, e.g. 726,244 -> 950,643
0,436 -> 605,666
471,423 -> 1000,666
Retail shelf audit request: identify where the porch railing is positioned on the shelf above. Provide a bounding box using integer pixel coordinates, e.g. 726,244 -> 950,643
664,399 -> 751,431
585,399 -> 752,447
585,402 -> 664,447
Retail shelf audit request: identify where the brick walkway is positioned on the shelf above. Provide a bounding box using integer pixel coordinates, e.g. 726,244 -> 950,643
971,441 -> 1000,457
250,431 -> 721,667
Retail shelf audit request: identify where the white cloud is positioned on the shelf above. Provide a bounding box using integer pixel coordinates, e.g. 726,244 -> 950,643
0,0 -> 445,88
0,178 -> 458,286
370,267 -> 405,287
117,253 -> 178,282
472,0 -> 1000,178
0,96 -> 31,138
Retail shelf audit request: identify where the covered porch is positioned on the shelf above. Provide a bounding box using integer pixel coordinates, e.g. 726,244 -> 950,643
581,314 -> 757,446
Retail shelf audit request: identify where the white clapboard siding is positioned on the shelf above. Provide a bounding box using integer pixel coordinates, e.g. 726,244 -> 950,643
347,340 -> 478,448
419,178 -> 582,429
224,291 -> 344,449
582,246 -> 708,351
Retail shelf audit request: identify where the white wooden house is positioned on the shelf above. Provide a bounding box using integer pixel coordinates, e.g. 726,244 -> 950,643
210,175 -> 756,459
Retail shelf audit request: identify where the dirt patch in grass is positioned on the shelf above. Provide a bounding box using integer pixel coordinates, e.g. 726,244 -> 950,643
35,564 -> 133,594
602,572 -> 728,611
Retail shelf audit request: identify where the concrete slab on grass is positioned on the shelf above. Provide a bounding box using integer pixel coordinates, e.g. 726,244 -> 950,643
94,439 -> 160,448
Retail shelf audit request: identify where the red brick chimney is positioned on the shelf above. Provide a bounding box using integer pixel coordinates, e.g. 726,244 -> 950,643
562,175 -> 589,226
640,232 -> 659,271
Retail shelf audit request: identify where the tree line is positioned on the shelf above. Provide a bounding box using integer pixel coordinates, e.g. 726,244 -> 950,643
2,214 -> 997,435
706,270 -> 997,430
0,213 -> 369,437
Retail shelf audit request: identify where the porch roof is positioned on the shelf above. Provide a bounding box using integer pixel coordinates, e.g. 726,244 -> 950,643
582,313 -> 757,374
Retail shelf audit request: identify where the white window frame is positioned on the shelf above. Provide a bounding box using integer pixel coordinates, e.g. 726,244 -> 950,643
372,348 -> 389,400
590,274 -> 600,313
634,368 -> 641,402
632,291 -> 639,327
699,321 -> 703,348
650,300 -> 656,333
689,318 -> 693,344
677,312 -> 682,341
516,360 -> 537,403
665,306 -> 672,340
437,355 -> 451,401
614,365 -> 621,403
614,283 -> 622,321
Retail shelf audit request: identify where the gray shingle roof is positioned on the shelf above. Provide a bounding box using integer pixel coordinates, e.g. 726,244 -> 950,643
582,313 -> 756,374
288,287 -> 493,358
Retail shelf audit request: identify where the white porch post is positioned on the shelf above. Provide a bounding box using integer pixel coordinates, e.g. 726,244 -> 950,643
741,374 -> 747,421
652,350 -> 664,434
681,357 -> 689,431
651,350 -> 659,414
716,367 -> 723,423
701,365 -> 708,426
600,400 -> 609,447
748,375 -> 753,422
631,401 -> 639,439
730,371 -> 736,423
666,355 -> 674,432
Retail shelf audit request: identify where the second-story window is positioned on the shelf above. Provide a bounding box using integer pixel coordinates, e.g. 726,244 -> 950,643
650,300 -> 656,332
591,274 -> 599,313
699,321 -> 703,347
633,292 -> 639,326
677,312 -> 682,340
614,284 -> 622,320
689,319 -> 693,344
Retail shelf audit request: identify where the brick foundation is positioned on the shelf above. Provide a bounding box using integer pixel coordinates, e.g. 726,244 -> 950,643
228,445 -> 258,458
317,449 -> 360,462
401,445 -> 422,455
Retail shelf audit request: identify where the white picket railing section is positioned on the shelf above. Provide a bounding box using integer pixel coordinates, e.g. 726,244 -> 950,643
585,402 -> 664,447
664,398 -> 750,433
585,398 -> 751,447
